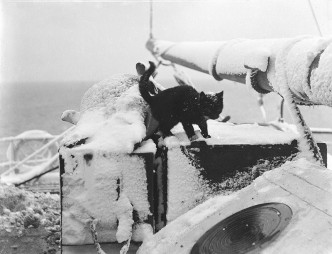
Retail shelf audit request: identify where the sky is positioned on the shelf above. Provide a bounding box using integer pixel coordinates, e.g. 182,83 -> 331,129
0,0 -> 331,84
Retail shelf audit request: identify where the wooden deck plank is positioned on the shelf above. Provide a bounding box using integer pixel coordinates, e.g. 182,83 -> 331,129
138,159 -> 332,254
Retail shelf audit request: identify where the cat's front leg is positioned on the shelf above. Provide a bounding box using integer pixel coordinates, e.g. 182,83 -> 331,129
181,122 -> 196,140
159,121 -> 174,138
198,119 -> 211,138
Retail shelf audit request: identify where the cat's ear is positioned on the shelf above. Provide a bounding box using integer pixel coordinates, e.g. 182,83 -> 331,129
217,91 -> 224,98
200,91 -> 206,99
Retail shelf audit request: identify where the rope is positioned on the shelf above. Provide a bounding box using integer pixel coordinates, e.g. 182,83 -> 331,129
149,0 -> 154,39
89,219 -> 106,254
307,0 -> 323,36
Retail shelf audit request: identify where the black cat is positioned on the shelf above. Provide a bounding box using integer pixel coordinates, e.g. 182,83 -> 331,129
139,61 -> 224,140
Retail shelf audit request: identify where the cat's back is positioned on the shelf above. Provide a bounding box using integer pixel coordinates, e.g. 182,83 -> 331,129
158,85 -> 197,99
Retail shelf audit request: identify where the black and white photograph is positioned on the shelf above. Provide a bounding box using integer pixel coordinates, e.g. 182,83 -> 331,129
1,0 -> 332,253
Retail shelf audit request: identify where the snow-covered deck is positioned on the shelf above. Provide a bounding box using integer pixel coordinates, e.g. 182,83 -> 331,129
138,158 -> 332,253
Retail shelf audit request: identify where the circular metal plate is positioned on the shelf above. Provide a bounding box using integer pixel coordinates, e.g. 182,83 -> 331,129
191,203 -> 292,254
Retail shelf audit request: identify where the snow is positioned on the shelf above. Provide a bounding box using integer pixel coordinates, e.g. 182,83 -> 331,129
310,41 -> 332,106
134,139 -> 157,154
269,36 -> 325,164
285,37 -> 331,100
61,145 -> 153,245
61,110 -> 80,125
0,129 -> 61,185
0,185 -> 60,236
151,40 -> 223,73
150,37 -> 332,106
165,120 -> 299,147
58,40 -> 332,249
280,85 -> 321,163
162,120 -> 299,224
60,73 -> 158,245
328,153 -> 332,170
206,120 -> 298,145
216,39 -> 270,75
163,119 -> 299,223
61,74 -> 150,154
1,154 -> 58,185
80,74 -> 139,113
132,223 -> 154,242
166,148 -> 210,222
115,194 -> 134,243
60,72 -> 300,245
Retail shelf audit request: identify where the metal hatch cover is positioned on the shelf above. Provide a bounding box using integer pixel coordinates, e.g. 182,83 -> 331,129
191,202 -> 292,254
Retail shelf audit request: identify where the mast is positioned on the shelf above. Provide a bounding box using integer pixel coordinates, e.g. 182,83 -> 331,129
146,37 -> 332,107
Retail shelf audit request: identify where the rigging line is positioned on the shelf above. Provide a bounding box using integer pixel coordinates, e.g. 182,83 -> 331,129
307,0 -> 323,36
149,0 -> 154,38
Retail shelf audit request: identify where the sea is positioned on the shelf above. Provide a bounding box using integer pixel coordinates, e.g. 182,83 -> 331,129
0,79 -> 331,159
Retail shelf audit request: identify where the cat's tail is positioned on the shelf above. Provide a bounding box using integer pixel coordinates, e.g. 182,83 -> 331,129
139,61 -> 156,104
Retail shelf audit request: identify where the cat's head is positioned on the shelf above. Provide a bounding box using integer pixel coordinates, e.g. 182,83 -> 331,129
200,91 -> 224,120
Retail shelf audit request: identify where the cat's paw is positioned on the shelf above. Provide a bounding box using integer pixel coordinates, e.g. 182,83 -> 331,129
202,134 -> 211,139
189,134 -> 199,142
157,136 -> 167,148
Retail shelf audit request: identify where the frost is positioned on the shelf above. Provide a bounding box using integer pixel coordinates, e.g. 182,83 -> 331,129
310,42 -> 332,106
152,37 -> 332,106
270,36 -> 325,164
285,37 -> 332,100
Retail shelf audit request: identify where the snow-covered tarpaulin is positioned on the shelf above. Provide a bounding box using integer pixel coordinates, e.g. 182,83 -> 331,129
60,75 -> 156,249
146,36 -> 332,106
